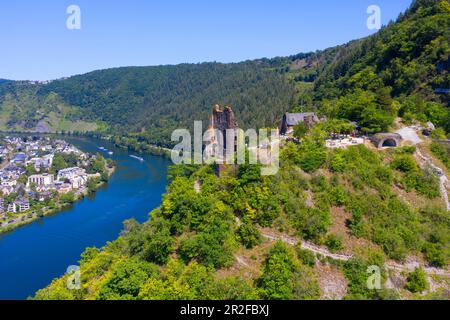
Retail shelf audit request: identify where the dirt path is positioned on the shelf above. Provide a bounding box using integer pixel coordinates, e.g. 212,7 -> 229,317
396,125 -> 450,211
416,147 -> 450,211
261,232 -> 351,261
260,231 -> 450,277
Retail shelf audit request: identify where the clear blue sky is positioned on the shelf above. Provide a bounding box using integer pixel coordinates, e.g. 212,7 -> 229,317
0,0 -> 412,81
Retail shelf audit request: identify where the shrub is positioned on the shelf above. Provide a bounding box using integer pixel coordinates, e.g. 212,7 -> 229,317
330,186 -> 347,206
258,242 -> 319,300
406,268 -> 429,293
412,170 -> 441,199
293,123 -> 309,140
298,143 -> 327,173
257,242 -> 298,300
325,234 -> 344,253
330,151 -> 346,173
391,155 -> 417,173
141,228 -> 174,265
430,142 -> 450,170
422,243 -> 447,268
343,258 -> 378,299
393,146 -> 416,155
296,247 -> 316,267
98,259 -> 158,300
430,128 -> 447,140
291,207 -> 331,241
178,214 -> 235,269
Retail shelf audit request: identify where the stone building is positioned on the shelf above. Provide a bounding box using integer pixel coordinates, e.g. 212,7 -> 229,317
205,105 -> 239,162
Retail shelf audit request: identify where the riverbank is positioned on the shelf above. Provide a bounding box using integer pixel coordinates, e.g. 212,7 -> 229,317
0,136 -> 170,299
0,162 -> 115,236
0,130 -> 173,159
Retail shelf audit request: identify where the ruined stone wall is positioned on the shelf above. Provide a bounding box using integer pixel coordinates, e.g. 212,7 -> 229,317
212,105 -> 238,131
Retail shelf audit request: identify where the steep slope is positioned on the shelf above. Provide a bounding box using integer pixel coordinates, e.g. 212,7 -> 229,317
33,138 -> 450,301
315,0 -> 449,99
312,0 -> 450,132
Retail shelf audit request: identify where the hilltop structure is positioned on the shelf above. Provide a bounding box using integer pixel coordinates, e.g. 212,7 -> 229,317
204,105 -> 239,161
279,112 -> 319,136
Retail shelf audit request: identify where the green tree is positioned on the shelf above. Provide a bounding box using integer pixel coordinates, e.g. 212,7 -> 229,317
51,154 -> 68,173
258,242 -> 319,300
60,191 -> 76,204
99,259 -> 158,300
293,123 -> 309,140
237,217 -> 262,249
325,234 -> 344,253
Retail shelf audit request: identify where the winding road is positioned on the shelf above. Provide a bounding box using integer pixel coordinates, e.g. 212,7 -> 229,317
395,126 -> 450,211
260,231 -> 450,277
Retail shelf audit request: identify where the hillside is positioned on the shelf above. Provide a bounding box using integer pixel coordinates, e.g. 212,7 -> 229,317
0,81 -> 99,133
34,131 -> 450,300
288,0 -> 450,134
31,0 -> 450,301
0,62 -> 296,146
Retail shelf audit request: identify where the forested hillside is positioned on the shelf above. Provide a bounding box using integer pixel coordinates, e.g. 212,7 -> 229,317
286,0 -> 450,134
0,62 -> 296,146
32,0 -> 450,301
34,129 -> 450,300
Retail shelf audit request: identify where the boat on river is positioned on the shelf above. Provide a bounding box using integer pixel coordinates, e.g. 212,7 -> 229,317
130,155 -> 144,162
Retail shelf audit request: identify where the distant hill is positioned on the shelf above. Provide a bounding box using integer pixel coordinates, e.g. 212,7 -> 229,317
36,62 -> 297,145
0,62 -> 296,146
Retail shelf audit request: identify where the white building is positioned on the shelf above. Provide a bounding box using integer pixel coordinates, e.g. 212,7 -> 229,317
57,167 -> 85,181
57,167 -> 88,189
1,179 -> 17,187
28,174 -> 54,187
0,186 -> 14,196
7,200 -> 30,213
29,154 -> 54,171
72,175 -> 88,189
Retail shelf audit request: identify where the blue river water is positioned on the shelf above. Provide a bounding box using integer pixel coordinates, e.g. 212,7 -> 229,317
0,136 -> 170,299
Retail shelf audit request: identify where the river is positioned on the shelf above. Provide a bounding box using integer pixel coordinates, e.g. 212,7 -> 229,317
0,136 -> 170,299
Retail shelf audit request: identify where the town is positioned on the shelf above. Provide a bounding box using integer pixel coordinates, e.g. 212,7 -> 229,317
0,135 -> 114,233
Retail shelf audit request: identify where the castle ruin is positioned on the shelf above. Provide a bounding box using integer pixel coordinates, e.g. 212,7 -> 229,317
204,105 -> 239,169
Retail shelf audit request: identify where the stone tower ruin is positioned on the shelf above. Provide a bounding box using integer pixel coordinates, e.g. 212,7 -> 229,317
205,105 -> 239,166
